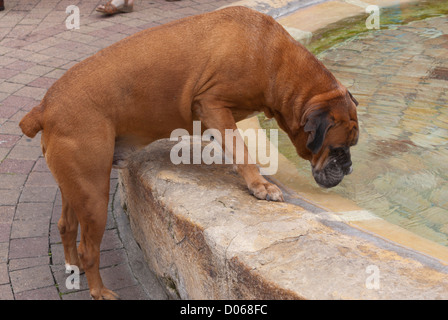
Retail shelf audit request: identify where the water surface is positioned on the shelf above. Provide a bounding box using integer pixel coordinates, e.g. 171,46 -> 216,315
262,3 -> 448,246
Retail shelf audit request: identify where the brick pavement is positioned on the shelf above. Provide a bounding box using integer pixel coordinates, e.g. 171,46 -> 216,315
0,0 -> 240,300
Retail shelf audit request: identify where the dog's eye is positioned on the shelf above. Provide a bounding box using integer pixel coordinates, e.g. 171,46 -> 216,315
330,146 -> 345,154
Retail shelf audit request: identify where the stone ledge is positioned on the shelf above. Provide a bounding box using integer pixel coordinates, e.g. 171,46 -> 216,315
119,140 -> 448,299
220,0 -> 329,18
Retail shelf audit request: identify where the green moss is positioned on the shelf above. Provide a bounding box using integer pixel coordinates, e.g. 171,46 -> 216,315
161,275 -> 180,298
305,0 -> 448,55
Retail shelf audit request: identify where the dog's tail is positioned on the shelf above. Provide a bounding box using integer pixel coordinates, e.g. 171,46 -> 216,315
19,103 -> 44,138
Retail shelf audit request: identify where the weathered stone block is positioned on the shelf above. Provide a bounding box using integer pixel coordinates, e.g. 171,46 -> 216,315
119,140 -> 448,299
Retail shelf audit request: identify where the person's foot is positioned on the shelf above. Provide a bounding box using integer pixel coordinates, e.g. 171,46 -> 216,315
0,0 -> 5,11
96,0 -> 133,15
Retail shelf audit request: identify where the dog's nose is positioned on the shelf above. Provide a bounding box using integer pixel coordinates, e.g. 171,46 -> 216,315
342,161 -> 353,175
347,165 -> 353,175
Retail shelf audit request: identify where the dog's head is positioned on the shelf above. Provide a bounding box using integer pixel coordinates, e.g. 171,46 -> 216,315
270,89 -> 359,188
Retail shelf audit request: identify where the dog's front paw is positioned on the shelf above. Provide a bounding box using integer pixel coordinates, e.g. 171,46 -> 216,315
249,182 -> 284,202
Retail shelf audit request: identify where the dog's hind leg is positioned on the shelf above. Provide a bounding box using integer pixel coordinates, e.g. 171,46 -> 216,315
58,193 -> 82,272
75,185 -> 118,300
45,131 -> 118,300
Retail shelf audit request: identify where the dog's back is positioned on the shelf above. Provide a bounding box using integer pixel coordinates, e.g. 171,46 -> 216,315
20,6 -> 295,141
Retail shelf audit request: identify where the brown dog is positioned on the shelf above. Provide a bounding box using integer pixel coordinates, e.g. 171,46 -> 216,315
19,6 -> 358,299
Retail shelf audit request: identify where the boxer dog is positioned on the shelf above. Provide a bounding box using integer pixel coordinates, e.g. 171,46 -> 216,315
20,6 -> 358,299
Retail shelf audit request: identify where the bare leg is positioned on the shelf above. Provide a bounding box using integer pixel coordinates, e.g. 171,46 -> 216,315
96,0 -> 133,15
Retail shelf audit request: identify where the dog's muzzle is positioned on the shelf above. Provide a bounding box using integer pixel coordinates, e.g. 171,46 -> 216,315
312,147 -> 353,188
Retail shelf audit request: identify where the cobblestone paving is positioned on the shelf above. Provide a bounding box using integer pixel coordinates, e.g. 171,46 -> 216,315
0,0 -> 239,300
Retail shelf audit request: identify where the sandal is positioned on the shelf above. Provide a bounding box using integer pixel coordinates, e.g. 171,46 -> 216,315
96,0 -> 133,15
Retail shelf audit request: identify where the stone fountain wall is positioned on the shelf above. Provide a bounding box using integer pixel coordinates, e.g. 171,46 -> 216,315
118,140 -> 448,299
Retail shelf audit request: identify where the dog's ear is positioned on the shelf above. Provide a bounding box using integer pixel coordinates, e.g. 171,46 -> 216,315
348,91 -> 359,107
304,110 -> 334,154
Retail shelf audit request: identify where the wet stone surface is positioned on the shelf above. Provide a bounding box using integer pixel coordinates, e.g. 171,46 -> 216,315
286,16 -> 448,246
